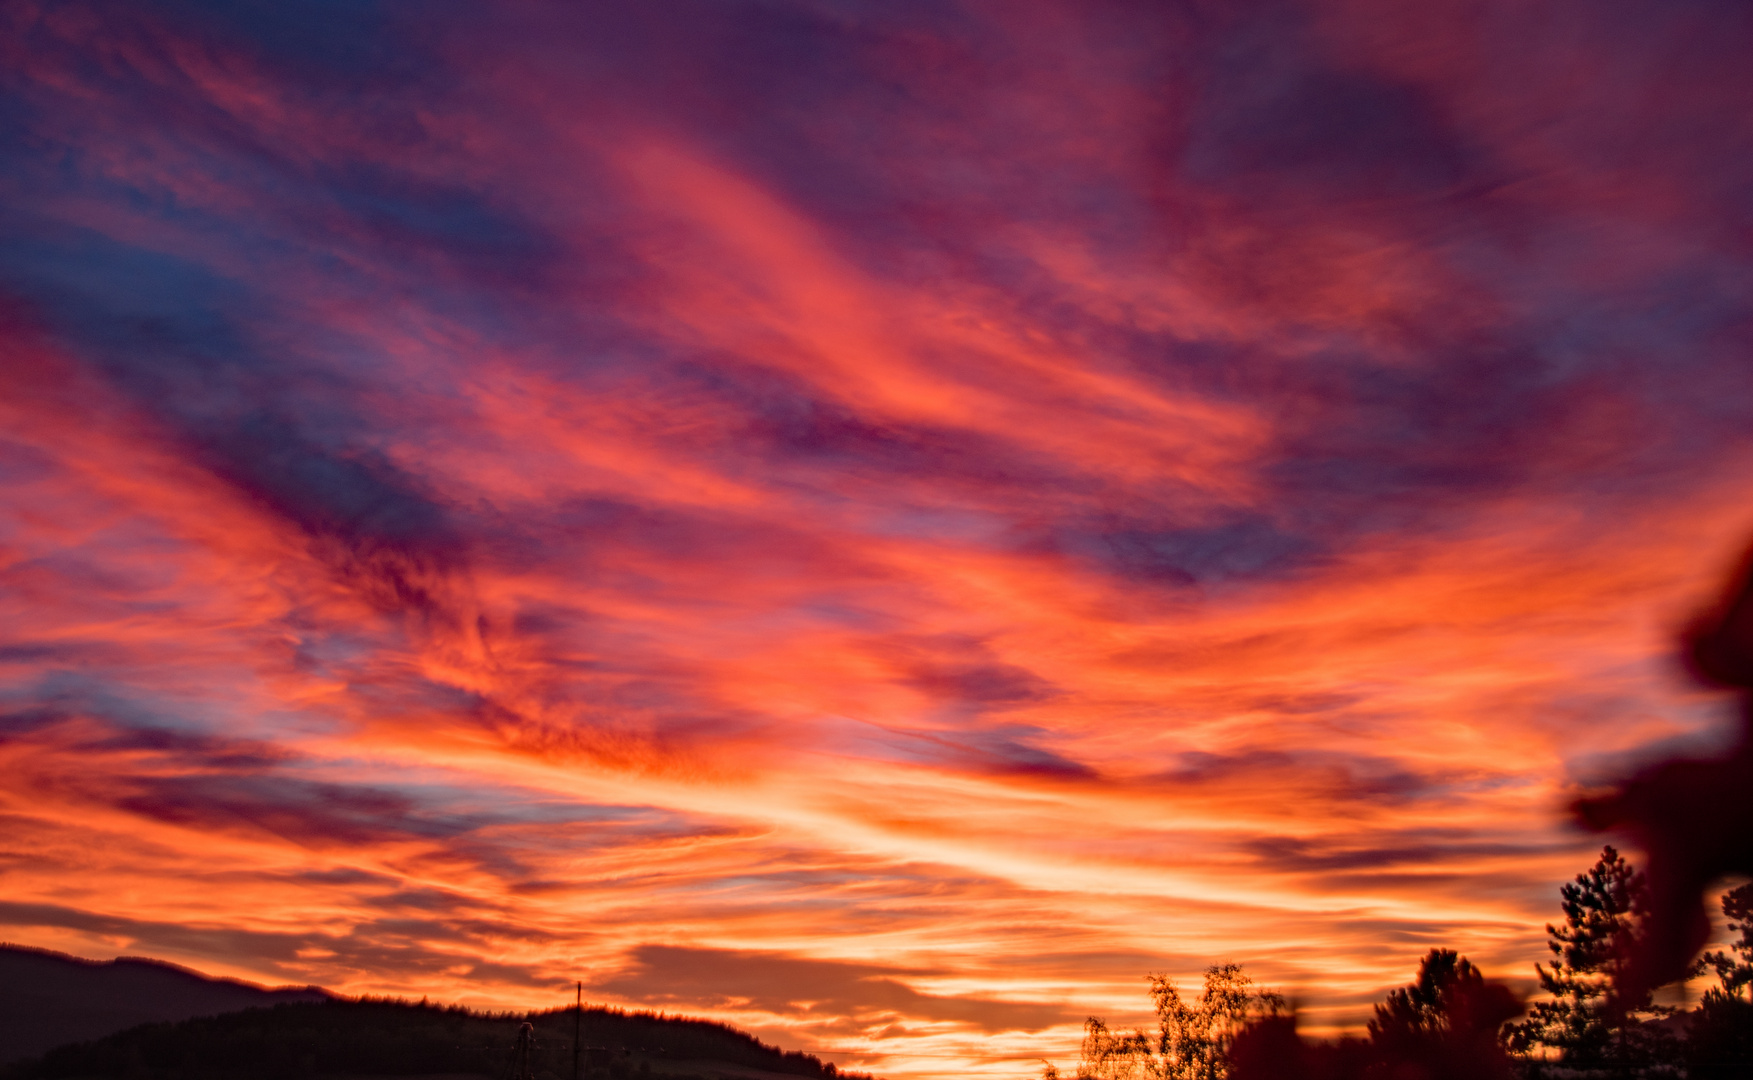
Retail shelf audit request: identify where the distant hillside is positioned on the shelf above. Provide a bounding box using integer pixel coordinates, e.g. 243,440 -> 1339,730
2,996 -> 868,1080
0,945 -> 330,1064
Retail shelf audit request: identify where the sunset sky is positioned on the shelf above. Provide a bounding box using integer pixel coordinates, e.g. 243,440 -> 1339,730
4,1 -> 1753,1076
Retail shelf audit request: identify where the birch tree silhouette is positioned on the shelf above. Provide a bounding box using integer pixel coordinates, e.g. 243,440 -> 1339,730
1059,964 -> 1284,1080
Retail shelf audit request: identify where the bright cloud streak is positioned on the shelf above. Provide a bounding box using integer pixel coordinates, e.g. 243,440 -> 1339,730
4,1 -> 1753,1076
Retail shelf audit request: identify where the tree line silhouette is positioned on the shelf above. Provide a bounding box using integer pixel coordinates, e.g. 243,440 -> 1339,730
1045,846 -> 1753,1080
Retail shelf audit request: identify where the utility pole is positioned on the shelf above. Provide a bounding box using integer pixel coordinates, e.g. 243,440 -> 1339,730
512,1022 -> 535,1080
573,980 -> 582,1080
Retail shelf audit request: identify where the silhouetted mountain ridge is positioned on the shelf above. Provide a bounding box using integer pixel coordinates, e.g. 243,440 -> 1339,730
0,944 -> 331,1065
2,996 -> 866,1080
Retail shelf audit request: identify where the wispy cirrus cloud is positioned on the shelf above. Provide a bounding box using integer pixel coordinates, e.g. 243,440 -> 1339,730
3,0 -> 1753,1076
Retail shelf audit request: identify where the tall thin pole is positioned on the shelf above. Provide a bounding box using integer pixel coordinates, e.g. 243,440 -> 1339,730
573,980 -> 582,1080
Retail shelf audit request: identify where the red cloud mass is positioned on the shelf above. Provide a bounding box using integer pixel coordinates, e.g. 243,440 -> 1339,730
3,1 -> 1753,1076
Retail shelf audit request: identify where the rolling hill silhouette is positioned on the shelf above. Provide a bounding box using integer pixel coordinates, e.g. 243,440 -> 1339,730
0,947 -> 865,1080
4,997 -> 860,1080
0,945 -> 331,1064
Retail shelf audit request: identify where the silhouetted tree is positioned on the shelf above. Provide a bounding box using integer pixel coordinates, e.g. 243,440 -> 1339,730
1076,1017 -> 1151,1080
1058,964 -> 1282,1080
1507,845 -> 1678,1076
1372,949 -> 1483,1044
1685,882 -> 1753,1075
1226,948 -> 1519,1080
1149,963 -> 1284,1080
1697,882 -> 1753,1001
1367,948 -> 1519,1078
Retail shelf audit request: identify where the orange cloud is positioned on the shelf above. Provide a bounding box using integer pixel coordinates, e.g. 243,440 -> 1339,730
4,3 -> 1753,1077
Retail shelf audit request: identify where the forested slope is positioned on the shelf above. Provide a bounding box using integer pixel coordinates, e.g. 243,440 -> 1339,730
3,996 -> 864,1080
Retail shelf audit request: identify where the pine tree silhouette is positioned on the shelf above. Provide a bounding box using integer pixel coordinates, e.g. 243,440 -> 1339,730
1508,845 -> 1677,1073
1684,883 -> 1753,1071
